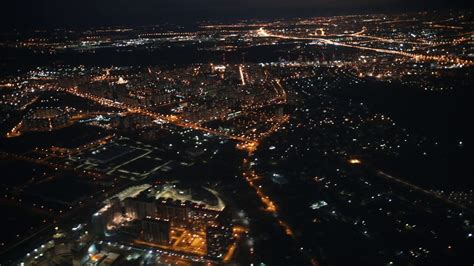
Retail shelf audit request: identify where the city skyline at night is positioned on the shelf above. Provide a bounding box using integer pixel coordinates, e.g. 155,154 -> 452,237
0,2 -> 473,266
1,0 -> 471,30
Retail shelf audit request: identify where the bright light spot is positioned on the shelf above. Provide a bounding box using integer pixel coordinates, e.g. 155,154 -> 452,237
348,159 -> 362,164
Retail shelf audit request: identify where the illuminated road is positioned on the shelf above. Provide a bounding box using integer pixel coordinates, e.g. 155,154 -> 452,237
312,27 -> 427,46
257,28 -> 474,66
377,171 -> 473,212
64,87 -> 256,142
63,76 -> 289,143
240,150 -> 319,266
239,65 -> 247,86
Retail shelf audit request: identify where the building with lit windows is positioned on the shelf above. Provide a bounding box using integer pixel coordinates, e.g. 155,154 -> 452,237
89,182 -> 239,262
22,107 -> 71,132
141,218 -> 171,245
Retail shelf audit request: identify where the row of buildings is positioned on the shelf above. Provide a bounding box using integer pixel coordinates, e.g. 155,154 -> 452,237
91,183 -> 234,260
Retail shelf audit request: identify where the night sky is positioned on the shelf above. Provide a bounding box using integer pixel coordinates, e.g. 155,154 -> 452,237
1,0 -> 471,30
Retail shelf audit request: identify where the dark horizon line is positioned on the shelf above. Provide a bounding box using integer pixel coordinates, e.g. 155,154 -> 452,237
1,6 -> 470,34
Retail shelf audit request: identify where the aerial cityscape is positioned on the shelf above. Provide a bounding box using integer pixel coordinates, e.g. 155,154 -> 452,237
0,1 -> 473,265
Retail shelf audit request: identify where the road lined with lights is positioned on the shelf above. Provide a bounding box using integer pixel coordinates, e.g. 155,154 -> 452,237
377,171 -> 473,212
63,84 -> 289,144
241,153 -> 319,266
256,28 -> 474,66
239,65 -> 247,86
64,87 -> 257,142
